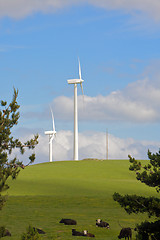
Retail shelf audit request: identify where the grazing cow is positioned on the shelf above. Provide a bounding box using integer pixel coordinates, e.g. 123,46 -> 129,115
96,219 -> 110,228
83,230 -> 95,238
33,227 -> 45,234
60,218 -> 77,225
72,229 -> 84,236
0,227 -> 11,237
3,229 -> 11,237
118,228 -> 132,240
72,229 -> 95,238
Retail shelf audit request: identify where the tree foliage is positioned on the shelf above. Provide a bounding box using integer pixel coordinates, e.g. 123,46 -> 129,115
0,89 -> 38,210
113,150 -> 160,239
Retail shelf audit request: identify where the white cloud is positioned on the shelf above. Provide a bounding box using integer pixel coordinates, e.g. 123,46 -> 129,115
21,73 -> 160,125
11,129 -> 160,163
20,65 -> 160,125
0,0 -> 80,18
0,0 -> 160,21
90,0 -> 160,21
36,131 -> 160,162
51,77 -> 160,123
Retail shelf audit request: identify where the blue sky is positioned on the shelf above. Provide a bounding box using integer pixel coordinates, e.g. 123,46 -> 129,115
1,0 -> 160,162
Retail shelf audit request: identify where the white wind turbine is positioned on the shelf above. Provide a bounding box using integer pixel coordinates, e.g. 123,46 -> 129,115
44,108 -> 56,162
67,59 -> 84,161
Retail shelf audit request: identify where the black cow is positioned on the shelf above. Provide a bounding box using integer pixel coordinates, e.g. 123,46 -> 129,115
96,219 -> 110,228
33,227 -> 45,234
3,229 -> 11,237
60,218 -> 77,225
83,230 -> 95,238
72,229 -> 84,236
0,227 -> 11,237
118,228 -> 132,240
72,229 -> 95,238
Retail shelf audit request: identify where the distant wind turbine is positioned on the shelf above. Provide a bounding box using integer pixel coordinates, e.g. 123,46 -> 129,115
44,108 -> 56,162
67,59 -> 84,161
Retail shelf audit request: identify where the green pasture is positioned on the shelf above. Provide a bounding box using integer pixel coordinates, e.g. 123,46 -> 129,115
0,160 -> 158,239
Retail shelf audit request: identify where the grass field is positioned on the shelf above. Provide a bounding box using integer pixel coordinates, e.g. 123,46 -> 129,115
0,159 -> 158,239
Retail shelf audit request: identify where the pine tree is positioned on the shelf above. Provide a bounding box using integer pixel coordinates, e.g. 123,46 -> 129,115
113,150 -> 160,239
0,89 -> 38,210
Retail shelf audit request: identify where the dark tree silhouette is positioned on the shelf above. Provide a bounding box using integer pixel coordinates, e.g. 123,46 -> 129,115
113,150 -> 160,239
0,89 -> 38,210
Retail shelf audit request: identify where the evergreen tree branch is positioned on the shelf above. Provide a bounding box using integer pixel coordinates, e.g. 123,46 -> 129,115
0,88 -> 39,211
113,193 -> 160,217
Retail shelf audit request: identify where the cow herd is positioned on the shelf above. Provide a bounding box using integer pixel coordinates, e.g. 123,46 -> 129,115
0,219 -> 132,239
59,218 -> 132,239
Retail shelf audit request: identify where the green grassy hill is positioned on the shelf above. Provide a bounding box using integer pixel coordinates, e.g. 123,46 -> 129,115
1,160 -> 158,239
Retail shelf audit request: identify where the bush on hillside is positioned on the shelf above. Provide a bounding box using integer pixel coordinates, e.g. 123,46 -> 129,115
21,225 -> 41,240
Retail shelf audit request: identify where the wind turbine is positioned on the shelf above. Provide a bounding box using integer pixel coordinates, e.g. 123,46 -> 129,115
67,59 -> 84,161
44,108 -> 56,162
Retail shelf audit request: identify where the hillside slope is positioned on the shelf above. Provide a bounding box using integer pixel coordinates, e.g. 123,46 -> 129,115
1,160 -> 158,240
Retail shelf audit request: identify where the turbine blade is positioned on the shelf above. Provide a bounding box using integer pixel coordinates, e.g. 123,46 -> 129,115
80,82 -> 85,106
80,82 -> 84,96
49,134 -> 54,144
78,58 -> 82,79
50,107 -> 55,132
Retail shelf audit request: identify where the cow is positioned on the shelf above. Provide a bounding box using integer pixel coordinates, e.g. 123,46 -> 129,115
72,229 -> 95,238
83,230 -> 95,238
0,227 -> 11,237
96,219 -> 110,228
60,218 -> 77,225
33,227 -> 45,234
118,228 -> 132,240
72,229 -> 84,236
3,229 -> 11,237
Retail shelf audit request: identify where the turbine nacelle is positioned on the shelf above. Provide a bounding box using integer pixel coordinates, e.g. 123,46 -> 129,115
67,79 -> 84,84
45,130 -> 56,135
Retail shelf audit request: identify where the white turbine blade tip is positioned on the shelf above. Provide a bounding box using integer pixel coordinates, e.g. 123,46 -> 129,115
50,107 -> 56,131
80,83 -> 84,96
78,59 -> 82,79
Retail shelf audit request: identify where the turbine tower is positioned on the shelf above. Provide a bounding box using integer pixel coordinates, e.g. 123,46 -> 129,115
44,109 -> 56,162
67,59 -> 84,161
